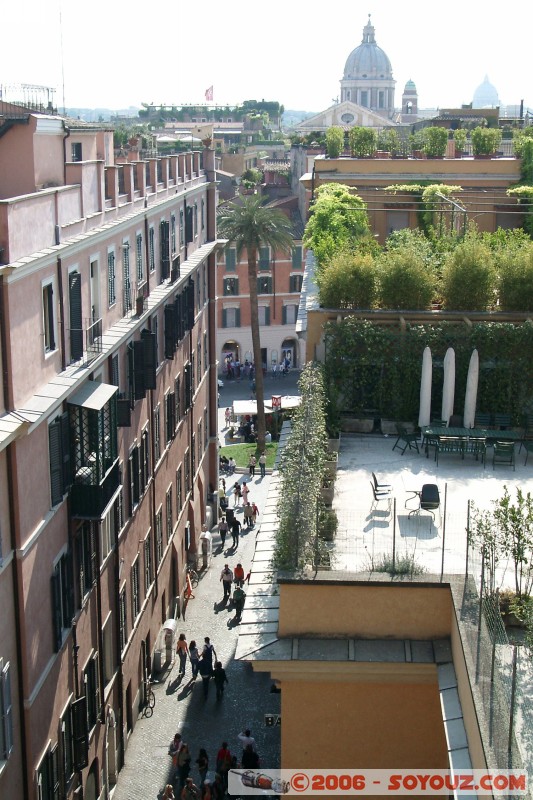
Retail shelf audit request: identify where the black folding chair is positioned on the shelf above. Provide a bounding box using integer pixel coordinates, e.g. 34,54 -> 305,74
392,424 -> 419,456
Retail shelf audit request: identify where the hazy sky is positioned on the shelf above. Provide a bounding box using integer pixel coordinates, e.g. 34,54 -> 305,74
2,0 -> 532,115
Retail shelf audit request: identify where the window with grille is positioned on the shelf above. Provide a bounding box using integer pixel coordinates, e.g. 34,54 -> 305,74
136,233 -> 144,284
144,533 -> 153,593
176,466 -> 182,516
131,560 -> 140,621
43,281 -> 56,353
37,744 -> 59,800
204,408 -> 208,449
102,616 -> 114,684
222,307 -> 240,328
60,704 -> 73,787
119,589 -> 127,652
171,215 -> 176,253
123,244 -> 132,314
290,274 -> 303,292
259,246 -> 270,271
283,304 -> 298,325
71,142 -> 82,162
154,405 -> 161,462
148,227 -> 155,273
223,277 -> 239,296
83,654 -> 100,730
165,487 -> 173,541
225,248 -> 236,271
258,306 -> 271,326
160,219 -> 170,281
51,552 -> 74,652
0,659 -> 13,761
179,209 -> 184,246
292,245 -> 303,269
257,276 -> 272,294
165,391 -> 176,444
108,251 -> 116,307
156,507 -> 163,567
128,447 -> 140,514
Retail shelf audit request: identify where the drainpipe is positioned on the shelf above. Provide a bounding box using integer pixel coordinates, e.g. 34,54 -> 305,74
7,444 -> 30,800
62,122 -> 71,186
0,276 -> 11,410
113,550 -> 125,772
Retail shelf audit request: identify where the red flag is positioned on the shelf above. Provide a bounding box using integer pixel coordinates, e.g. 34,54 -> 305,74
205,86 -> 213,101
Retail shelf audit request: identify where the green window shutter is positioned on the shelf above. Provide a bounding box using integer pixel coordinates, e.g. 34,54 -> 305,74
51,571 -> 63,652
141,330 -> 157,390
225,249 -> 236,271
259,246 -> 269,271
132,341 -> 146,400
222,309 -> 227,328
164,304 -> 176,359
185,206 -> 193,243
282,305 -> 287,324
292,245 -> 302,269
72,696 -> 89,770
69,272 -> 83,361
160,220 -> 170,280
265,307 -> 270,326
49,419 -> 64,507
236,308 -> 241,328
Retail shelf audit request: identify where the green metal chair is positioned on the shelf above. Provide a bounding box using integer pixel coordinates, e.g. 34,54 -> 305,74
475,412 -> 491,428
435,436 -> 466,466
464,437 -> 487,469
492,441 -> 515,471
392,423 -> 419,456
523,440 -> 533,466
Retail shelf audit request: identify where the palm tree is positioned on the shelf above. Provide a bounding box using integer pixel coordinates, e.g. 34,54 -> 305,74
218,195 -> 294,450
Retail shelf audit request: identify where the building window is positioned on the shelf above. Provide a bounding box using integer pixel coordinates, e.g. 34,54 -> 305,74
225,248 -> 236,271
223,277 -> 239,296
165,391 -> 176,444
193,203 -> 198,237
156,507 -> 163,566
197,420 -> 203,464
222,307 -> 240,328
166,486 -> 173,541
83,655 -> 100,730
152,313 -> 159,369
171,214 -> 176,253
290,274 -> 303,293
154,405 -> 161,462
141,426 -> 150,490
136,233 -> 144,284
48,413 -> 71,507
174,376 -> 181,426
107,250 -> 116,307
361,90 -> 368,107
258,306 -> 271,326
176,466 -> 182,516
128,446 -> 140,514
71,142 -> 82,162
60,705 -> 73,787
292,245 -> 303,269
51,552 -> 74,652
77,522 -> 96,602
102,616 -> 114,684
0,659 -> 13,761
37,745 -> 59,800
149,227 -> 155,273
43,281 -> 56,353
144,532 -> 153,593
119,589 -> 127,652
259,246 -> 270,271
203,332 -> 208,374
257,276 -> 272,294
131,559 -> 140,621
283,304 -> 298,325
191,434 -> 196,477
179,209 -> 184,246
201,199 -> 205,231
123,242 -> 132,314
204,408 -> 208,449
185,450 -> 191,494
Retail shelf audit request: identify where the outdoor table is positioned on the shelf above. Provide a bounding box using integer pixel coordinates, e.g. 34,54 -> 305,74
421,426 -> 522,443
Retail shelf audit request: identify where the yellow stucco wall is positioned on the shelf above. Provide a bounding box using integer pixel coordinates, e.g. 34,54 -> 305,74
278,582 -> 452,639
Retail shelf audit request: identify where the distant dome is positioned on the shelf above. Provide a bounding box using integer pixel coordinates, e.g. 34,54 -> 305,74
404,79 -> 416,91
473,75 -> 500,108
343,16 -> 393,81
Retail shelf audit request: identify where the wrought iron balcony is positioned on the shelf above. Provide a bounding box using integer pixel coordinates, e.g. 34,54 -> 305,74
70,459 -> 120,519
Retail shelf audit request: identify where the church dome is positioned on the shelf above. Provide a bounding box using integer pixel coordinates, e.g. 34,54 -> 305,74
343,16 -> 393,80
473,75 -> 500,108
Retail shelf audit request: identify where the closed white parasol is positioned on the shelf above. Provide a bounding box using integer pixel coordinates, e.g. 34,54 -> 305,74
463,349 -> 479,428
418,346 -> 432,427
441,347 -> 456,425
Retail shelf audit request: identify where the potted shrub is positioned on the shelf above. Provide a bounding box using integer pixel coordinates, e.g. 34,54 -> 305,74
349,127 -> 377,158
318,507 -> 338,541
377,129 -> 400,157
324,451 -> 338,479
453,128 -> 468,157
422,127 -> 448,158
320,476 -> 335,506
326,126 -> 345,158
471,126 -> 502,158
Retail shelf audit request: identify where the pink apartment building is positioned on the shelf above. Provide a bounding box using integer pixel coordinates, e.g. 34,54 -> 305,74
216,197 -> 305,373
0,103 -> 220,799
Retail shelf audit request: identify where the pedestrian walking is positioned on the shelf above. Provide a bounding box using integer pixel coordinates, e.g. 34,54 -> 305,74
216,742 -> 232,790
233,482 -> 242,507
218,516 -> 228,549
195,748 -> 209,785
224,407 -> 231,427
176,633 -> 189,675
248,455 -> 256,478
198,657 -> 212,699
228,457 -> 236,475
213,661 -> 228,700
241,481 -> 250,505
233,563 -> 245,587
199,526 -> 211,570
251,501 -> 259,525
259,452 -> 266,478
220,564 -> 234,600
231,517 -> 241,548
181,776 -> 200,800
238,730 -> 257,763
232,585 -> 246,622
243,502 -> 253,528
211,773 -> 225,800
177,743 -> 192,790
242,744 -> 260,769
202,637 -> 217,667
189,640 -> 200,679
163,784 -> 176,800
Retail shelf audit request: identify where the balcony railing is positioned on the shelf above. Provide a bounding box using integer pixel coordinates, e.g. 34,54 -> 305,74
70,459 -> 120,519
69,318 -> 102,366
